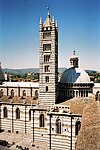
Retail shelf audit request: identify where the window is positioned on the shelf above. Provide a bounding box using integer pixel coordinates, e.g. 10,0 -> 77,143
16,108 -> 20,119
29,110 -> 31,121
11,89 -> 14,98
95,91 -> 99,101
35,90 -> 38,99
43,44 -> 51,51
86,91 -> 88,97
45,76 -> 49,83
76,91 -> 78,97
75,120 -> 81,135
40,114 -> 45,127
44,55 -> 50,62
0,89 -> 3,98
46,86 -> 48,92
56,119 -> 61,134
43,32 -> 51,39
3,107 -> 8,118
44,65 -> 50,72
81,91 -> 83,97
23,90 -> 26,96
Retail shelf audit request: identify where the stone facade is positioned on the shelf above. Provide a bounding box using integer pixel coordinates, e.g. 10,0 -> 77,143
58,82 -> 94,101
0,82 -> 39,98
0,104 -> 32,134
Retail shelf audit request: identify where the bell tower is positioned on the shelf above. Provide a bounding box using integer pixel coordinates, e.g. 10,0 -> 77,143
39,10 -> 58,106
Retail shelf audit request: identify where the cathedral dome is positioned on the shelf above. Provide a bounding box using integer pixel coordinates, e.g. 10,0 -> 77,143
60,67 -> 90,83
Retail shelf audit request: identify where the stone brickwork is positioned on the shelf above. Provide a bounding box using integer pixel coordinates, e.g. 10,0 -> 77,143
47,105 -> 82,150
0,104 -> 32,134
0,84 -> 39,98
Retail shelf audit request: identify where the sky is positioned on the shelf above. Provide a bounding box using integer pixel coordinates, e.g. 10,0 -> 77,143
0,0 -> 100,71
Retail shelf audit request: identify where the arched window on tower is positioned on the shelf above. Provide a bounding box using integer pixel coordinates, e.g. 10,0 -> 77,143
56,118 -> 61,134
46,86 -> 48,92
16,108 -> 20,119
40,114 -> 45,127
75,120 -> 81,136
3,107 -> 8,118
45,76 -> 49,83
29,109 -> 31,121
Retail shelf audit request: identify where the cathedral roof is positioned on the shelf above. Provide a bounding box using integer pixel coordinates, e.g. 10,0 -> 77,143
60,67 -> 90,83
0,96 -> 38,105
0,81 -> 39,88
76,94 -> 100,150
60,96 -> 88,115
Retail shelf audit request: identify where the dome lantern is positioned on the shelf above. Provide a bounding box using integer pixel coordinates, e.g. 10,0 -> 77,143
70,51 -> 79,68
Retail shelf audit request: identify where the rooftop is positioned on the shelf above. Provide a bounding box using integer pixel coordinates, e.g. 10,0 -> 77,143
76,94 -> 100,150
0,96 -> 38,105
0,82 -> 39,88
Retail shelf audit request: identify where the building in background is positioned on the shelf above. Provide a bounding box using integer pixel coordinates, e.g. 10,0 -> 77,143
0,62 -> 5,84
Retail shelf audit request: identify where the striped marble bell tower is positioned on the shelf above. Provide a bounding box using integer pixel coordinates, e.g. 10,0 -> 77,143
39,10 -> 58,106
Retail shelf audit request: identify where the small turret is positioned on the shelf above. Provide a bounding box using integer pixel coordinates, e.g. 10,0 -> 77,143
56,20 -> 58,28
39,17 -> 42,25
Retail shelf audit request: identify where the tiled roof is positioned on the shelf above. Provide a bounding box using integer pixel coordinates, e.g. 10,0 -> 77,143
0,96 -> 38,105
76,94 -> 100,150
60,97 -> 88,115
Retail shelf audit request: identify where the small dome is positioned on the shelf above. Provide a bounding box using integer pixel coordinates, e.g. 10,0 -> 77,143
60,67 -> 90,83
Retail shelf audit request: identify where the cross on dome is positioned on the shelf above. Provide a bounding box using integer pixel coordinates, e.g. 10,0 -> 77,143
73,50 -> 76,55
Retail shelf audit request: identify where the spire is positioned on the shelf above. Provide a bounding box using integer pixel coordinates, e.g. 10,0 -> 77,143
52,16 -> 55,23
39,17 -> 42,25
56,20 -> 58,28
43,7 -> 52,27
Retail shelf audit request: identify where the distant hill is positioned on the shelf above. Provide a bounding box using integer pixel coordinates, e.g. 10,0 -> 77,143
85,70 -> 97,73
2,68 -> 66,76
2,68 -> 39,76
2,67 -> 98,76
